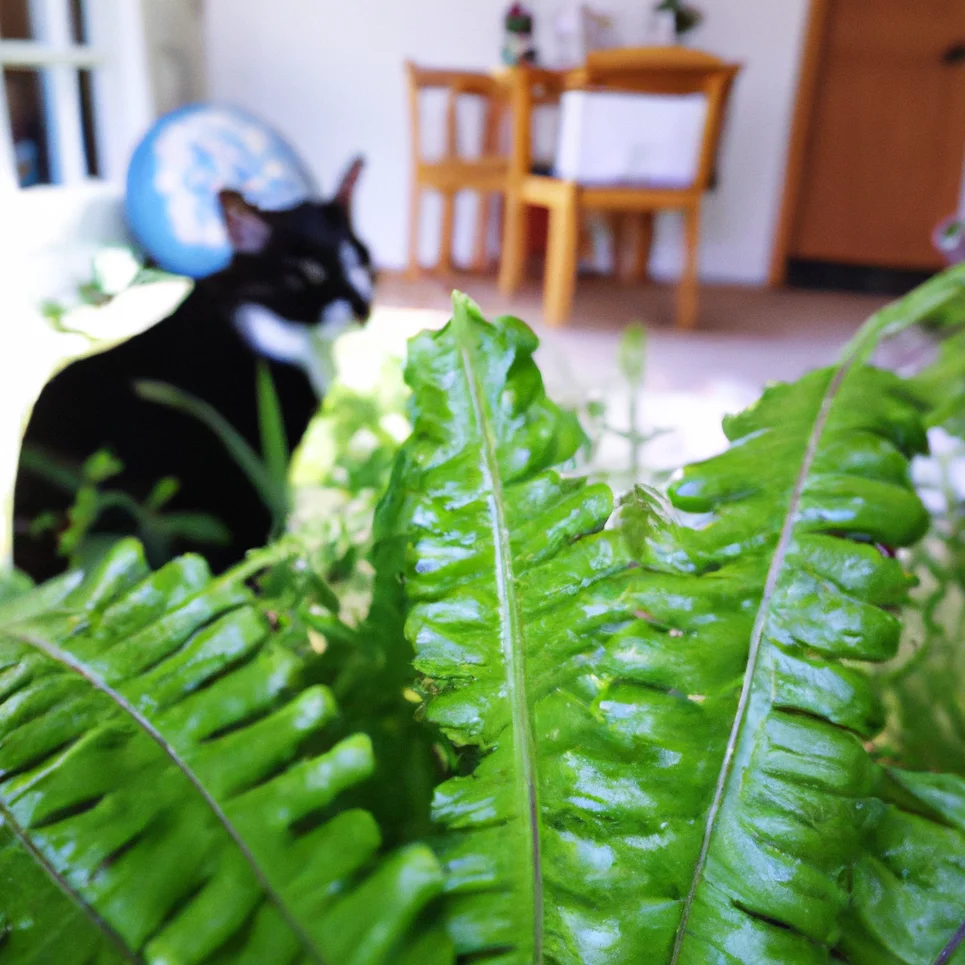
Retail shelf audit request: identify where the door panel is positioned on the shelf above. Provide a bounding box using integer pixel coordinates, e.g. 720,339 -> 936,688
790,0 -> 965,270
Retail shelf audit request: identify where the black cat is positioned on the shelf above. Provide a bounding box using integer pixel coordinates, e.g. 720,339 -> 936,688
15,158 -> 374,580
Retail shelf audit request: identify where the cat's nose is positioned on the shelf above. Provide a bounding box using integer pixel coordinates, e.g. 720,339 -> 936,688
355,300 -> 373,324
346,288 -> 372,324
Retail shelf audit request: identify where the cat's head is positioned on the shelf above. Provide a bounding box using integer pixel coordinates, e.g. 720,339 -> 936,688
214,157 -> 375,340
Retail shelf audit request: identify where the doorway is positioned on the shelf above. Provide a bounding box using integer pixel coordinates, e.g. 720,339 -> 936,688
772,0 -> 965,293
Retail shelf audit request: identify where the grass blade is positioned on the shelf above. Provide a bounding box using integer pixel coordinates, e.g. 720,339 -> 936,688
135,380 -> 288,527
256,361 -> 291,490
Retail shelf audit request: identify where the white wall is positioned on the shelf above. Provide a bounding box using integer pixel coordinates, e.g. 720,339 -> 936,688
205,0 -> 504,271
141,0 -> 207,116
205,0 -> 812,285
647,1 -> 812,284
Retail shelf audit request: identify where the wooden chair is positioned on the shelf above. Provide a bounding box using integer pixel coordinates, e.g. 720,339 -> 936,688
405,62 -> 509,276
498,48 -> 740,328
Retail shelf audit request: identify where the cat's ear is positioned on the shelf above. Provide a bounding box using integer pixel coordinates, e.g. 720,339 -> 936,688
219,190 -> 272,254
333,156 -> 365,217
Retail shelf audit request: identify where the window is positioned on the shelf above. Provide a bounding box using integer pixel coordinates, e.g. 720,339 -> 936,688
0,0 -> 152,191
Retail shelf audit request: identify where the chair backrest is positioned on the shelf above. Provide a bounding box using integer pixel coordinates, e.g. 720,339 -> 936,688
404,62 -> 506,167
564,47 -> 740,190
585,46 -> 726,74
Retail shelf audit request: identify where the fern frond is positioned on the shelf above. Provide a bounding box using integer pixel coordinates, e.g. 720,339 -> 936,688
373,295 -> 657,963
0,540 -> 452,964
874,443 -> 965,776
376,292 -> 958,963
619,363 -> 930,962
841,769 -> 965,965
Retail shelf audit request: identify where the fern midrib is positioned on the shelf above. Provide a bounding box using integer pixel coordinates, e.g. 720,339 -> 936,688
669,362 -> 851,963
937,920 -> 965,965
0,795 -> 142,963
10,629 -> 330,965
453,314 -> 544,962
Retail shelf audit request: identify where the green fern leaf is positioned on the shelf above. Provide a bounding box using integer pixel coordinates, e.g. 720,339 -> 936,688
0,539 -> 452,964
376,293 -> 956,963
618,363 -> 931,963
841,769 -> 965,965
873,462 -> 965,776
372,295 -> 620,963
911,329 -> 965,437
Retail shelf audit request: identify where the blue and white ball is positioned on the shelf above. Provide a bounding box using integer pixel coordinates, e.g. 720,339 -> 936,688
126,104 -> 315,279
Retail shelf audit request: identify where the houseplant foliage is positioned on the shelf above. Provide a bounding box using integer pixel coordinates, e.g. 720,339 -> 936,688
21,446 -> 231,572
287,308 -> 444,624
369,290 -> 965,964
867,280 -> 965,779
0,540 -> 452,963
655,0 -> 703,36
4,271 -> 965,962
873,439 -> 965,777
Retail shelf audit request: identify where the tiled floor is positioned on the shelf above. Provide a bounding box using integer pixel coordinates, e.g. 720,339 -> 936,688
371,272 -> 939,475
375,272 -> 895,395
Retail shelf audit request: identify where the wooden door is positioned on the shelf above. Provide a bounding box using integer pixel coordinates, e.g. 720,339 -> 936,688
789,0 -> 965,270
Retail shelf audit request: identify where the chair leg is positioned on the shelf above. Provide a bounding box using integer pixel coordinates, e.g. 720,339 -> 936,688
499,191 -> 528,294
407,183 -> 422,279
626,212 -> 654,283
605,212 -> 622,276
544,184 -> 579,327
579,215 -> 595,268
677,204 -> 701,330
471,191 -> 491,273
474,96 -> 502,274
438,191 -> 456,273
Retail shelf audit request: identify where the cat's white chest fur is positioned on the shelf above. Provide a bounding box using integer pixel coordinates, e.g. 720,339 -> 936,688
234,303 -> 313,367
232,302 -> 353,394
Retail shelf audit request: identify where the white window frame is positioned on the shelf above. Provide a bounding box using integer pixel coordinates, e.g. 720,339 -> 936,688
0,0 -> 153,192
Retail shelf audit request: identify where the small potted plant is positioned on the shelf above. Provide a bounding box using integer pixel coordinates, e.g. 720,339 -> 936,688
934,215 -> 965,266
654,0 -> 703,40
502,3 -> 537,65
